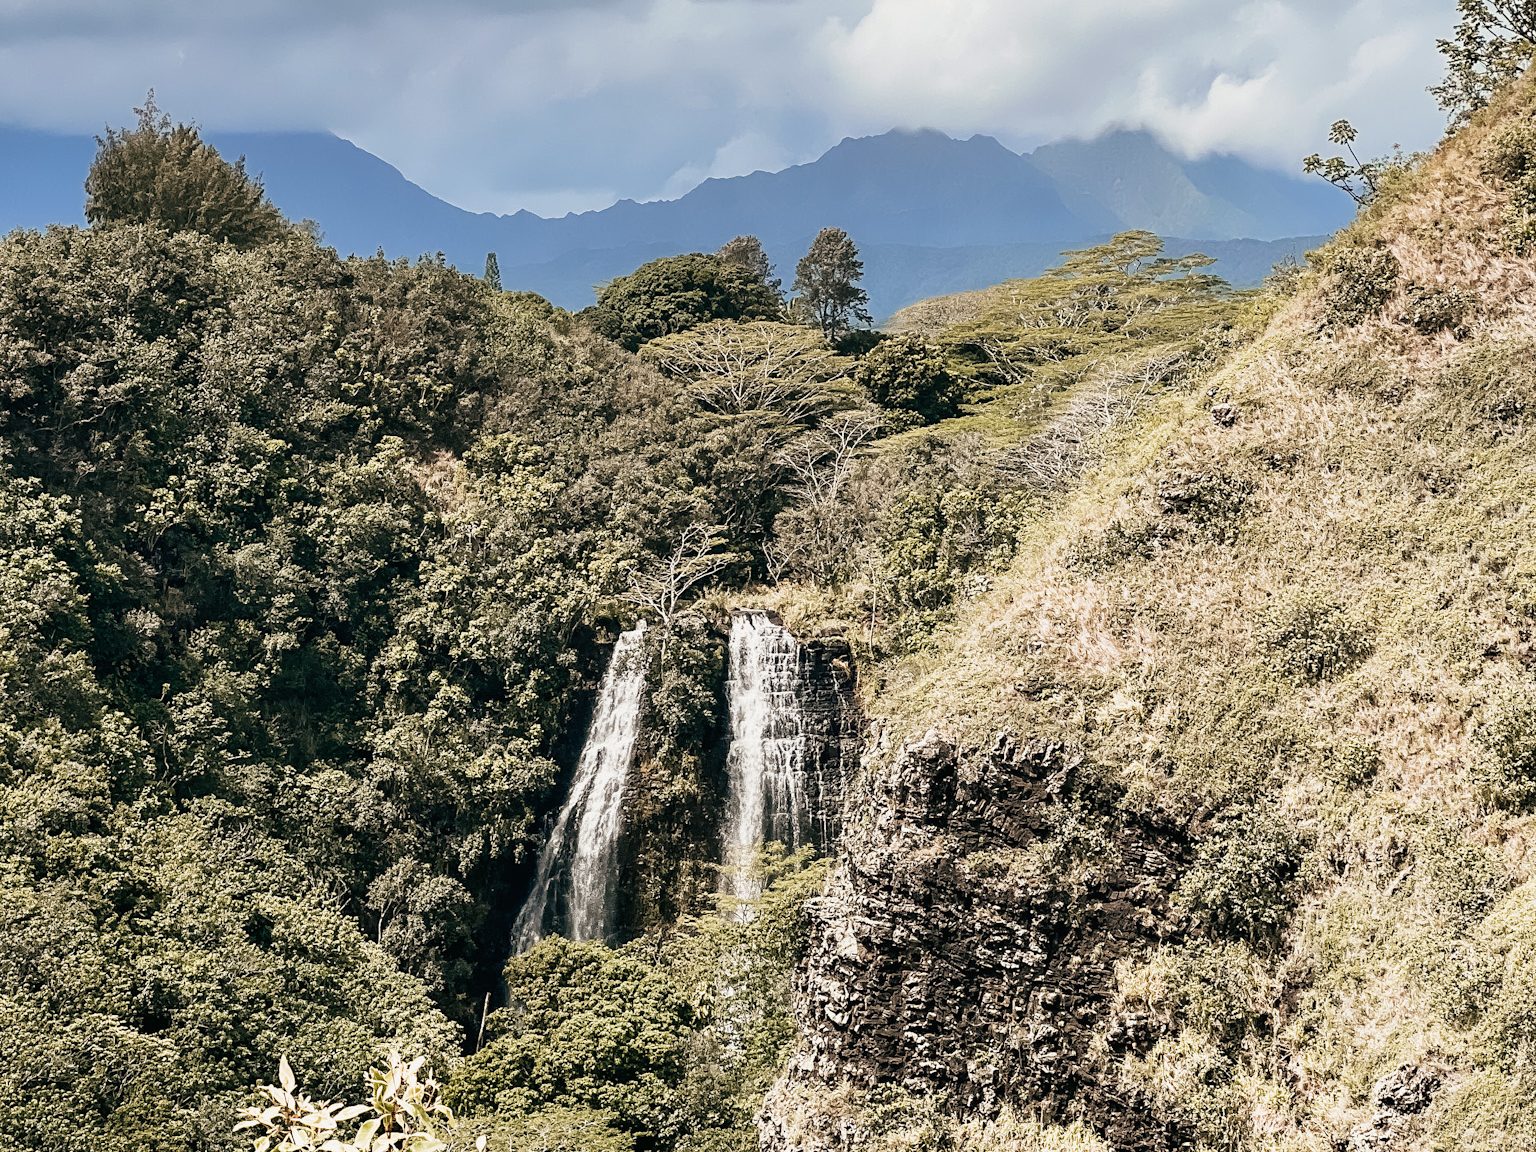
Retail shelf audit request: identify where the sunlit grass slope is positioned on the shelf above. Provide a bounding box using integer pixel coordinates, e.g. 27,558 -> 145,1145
850,73 -> 1536,1152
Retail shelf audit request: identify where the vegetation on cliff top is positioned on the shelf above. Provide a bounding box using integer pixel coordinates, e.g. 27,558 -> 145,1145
813,62 -> 1536,1152
0,97 -> 1235,1152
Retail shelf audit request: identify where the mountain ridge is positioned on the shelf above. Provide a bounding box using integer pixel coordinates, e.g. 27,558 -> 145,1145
0,122 -> 1351,316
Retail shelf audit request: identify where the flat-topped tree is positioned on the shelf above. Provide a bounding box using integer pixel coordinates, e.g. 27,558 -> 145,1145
85,92 -> 286,248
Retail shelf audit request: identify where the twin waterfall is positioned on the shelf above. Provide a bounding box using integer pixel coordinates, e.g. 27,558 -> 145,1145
512,611 -> 831,952
512,623 -> 649,951
721,612 -> 813,905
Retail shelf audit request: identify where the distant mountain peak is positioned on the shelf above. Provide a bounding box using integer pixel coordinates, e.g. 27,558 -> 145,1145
1,120 -> 1351,320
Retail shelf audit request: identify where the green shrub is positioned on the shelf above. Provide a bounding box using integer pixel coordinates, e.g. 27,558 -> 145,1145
1481,123 -> 1536,184
1066,517 -> 1160,572
1319,737 -> 1382,788
1122,939 -> 1273,1044
463,1106 -> 639,1152
1258,590 -> 1371,684
1474,691 -> 1536,809
1470,883 -> 1536,1083
1154,467 -> 1252,544
1402,283 -> 1471,337
1175,809 -> 1307,946
1408,823 -> 1510,1027
586,253 -> 783,351
854,334 -> 965,425
1437,339 -> 1536,426
1315,245 -> 1400,327
1480,123 -> 1536,253
447,937 -> 695,1145
86,95 -> 286,248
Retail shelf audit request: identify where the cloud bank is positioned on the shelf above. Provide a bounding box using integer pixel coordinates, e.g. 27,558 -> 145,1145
0,0 -> 1454,215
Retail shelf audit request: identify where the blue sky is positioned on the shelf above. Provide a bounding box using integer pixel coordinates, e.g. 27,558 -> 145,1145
0,0 -> 1455,216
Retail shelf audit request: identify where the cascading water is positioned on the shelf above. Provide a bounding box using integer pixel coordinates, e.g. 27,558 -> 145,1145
511,622 -> 649,952
721,612 -> 811,906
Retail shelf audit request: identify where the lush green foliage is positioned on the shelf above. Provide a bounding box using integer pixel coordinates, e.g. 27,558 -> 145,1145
0,133 -> 838,1145
3,119 -> 1263,1152
1432,0 -> 1536,124
792,227 -> 872,341
939,231 -> 1233,398
1480,119 -> 1536,251
237,1052 -> 461,1152
85,95 -> 287,247
449,856 -> 827,1152
853,334 -> 963,426
584,253 -> 784,351
716,235 -> 782,298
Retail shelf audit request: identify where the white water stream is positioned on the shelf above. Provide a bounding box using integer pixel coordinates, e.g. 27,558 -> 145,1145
721,612 -> 810,906
511,622 -> 649,951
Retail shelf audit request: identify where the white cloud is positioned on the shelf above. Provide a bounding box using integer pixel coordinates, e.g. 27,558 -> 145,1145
0,0 -> 1458,213
656,131 -> 805,201
823,0 -> 1450,167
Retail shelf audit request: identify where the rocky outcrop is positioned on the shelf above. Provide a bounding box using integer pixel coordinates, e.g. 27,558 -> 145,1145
1347,1065 -> 1442,1150
763,728 -> 1185,1151
797,634 -> 860,851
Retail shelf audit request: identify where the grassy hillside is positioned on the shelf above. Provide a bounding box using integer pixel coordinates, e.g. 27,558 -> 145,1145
795,71 -> 1536,1152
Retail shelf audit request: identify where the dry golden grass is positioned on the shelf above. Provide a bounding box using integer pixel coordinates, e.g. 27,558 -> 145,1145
813,72 -> 1536,1151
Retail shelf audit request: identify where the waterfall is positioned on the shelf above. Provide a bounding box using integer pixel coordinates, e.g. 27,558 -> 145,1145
722,612 -> 811,906
512,622 -> 649,952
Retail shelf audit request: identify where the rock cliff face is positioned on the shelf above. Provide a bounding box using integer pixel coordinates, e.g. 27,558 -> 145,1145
764,729 -> 1186,1151
797,634 -> 861,852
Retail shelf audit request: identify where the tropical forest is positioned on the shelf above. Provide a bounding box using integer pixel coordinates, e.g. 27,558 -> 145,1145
5,3 -> 1536,1151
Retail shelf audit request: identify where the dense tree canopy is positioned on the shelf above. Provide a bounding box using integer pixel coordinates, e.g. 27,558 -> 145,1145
84,94 -> 287,247
0,209 -> 803,1149
854,334 -> 963,425
0,109 -> 1255,1152
583,253 -> 783,351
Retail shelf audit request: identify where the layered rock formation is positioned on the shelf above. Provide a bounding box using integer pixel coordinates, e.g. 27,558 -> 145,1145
796,633 -> 860,851
765,729 -> 1186,1151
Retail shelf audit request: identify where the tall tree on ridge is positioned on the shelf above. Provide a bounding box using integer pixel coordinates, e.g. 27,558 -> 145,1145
793,227 -> 871,343
484,251 -> 502,290
718,234 -> 782,299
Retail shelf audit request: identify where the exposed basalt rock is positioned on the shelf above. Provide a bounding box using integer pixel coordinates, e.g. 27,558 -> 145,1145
763,728 -> 1186,1152
797,633 -> 860,851
1347,1064 -> 1442,1150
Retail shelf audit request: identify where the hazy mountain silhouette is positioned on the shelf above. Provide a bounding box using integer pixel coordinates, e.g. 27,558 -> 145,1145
0,123 -> 1350,318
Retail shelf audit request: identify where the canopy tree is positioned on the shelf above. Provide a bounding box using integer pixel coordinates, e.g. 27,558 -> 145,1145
793,227 -> 872,342
584,252 -> 783,351
1432,0 -> 1536,124
641,319 -> 851,421
85,92 -> 286,247
717,234 -> 782,299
